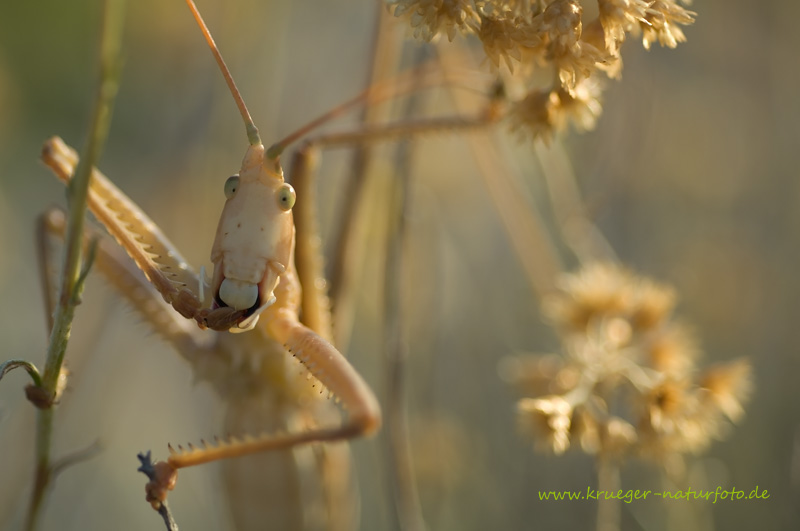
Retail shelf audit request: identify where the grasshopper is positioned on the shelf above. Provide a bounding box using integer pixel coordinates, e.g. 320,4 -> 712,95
36,1 -> 387,528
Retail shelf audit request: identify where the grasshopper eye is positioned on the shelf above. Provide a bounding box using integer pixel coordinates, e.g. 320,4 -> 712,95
224,175 -> 239,199
277,183 -> 296,211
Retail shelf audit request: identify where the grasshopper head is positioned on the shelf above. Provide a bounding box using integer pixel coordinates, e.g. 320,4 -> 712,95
209,143 -> 296,331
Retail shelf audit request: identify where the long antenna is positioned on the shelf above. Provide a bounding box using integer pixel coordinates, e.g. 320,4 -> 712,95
184,0 -> 261,147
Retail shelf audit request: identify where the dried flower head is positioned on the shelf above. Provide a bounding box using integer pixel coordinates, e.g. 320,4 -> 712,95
518,395 -> 573,454
388,0 -> 696,140
477,10 -> 543,70
598,0 -> 650,51
699,359 -> 752,422
508,77 -> 603,142
542,263 -> 680,337
637,378 -> 712,457
570,404 -> 600,452
388,0 -> 478,41
644,323 -> 697,377
503,263 -> 752,470
628,277 -> 676,330
641,1 -> 696,49
542,262 -> 635,332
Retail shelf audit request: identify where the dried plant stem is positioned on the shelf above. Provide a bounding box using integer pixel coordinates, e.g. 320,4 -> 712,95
596,459 -> 621,531
329,4 -> 403,352
24,0 -> 124,528
382,113 -> 427,531
436,44 -> 562,297
383,179 -> 427,531
533,141 -> 618,265
470,133 -> 562,297
381,40 -> 428,531
50,440 -> 103,479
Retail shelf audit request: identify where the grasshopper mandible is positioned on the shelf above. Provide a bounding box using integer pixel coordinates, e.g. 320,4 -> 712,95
38,0 -> 381,528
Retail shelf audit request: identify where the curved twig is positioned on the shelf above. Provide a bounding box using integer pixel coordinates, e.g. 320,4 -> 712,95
0,360 -> 43,387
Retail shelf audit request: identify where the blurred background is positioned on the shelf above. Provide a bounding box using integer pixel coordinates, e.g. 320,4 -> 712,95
0,0 -> 798,530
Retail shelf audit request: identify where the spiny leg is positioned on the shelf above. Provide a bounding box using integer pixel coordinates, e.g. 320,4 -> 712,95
40,206 -> 227,520
41,136 -> 247,331
158,263 -> 380,472
284,51 -> 503,529
126,0 -> 491,510
164,315 -> 381,469
38,198 -> 360,527
37,207 -> 213,366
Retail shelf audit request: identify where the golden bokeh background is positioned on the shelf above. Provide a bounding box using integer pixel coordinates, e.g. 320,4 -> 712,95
0,1 -> 797,530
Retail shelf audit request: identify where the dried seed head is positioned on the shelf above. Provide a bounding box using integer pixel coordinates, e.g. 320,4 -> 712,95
645,378 -> 691,432
389,0 -> 478,42
570,405 -> 600,453
518,395 -> 573,454
542,263 -> 633,332
541,0 -> 584,53
699,359 -> 752,422
504,262 -> 751,468
628,278 -> 677,330
644,323 -> 697,377
388,0 -> 696,140
641,1 -> 696,49
477,11 -> 542,71
598,0 -> 650,51
507,76 -> 603,143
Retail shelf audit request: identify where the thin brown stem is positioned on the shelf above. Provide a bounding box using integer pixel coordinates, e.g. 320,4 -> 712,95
268,62 -> 476,159
302,115 -> 494,150
436,43 -> 562,298
327,4 -> 400,353
534,141 -> 618,265
288,146 -> 334,342
50,440 -> 103,479
382,87 -> 427,531
596,458 -> 621,531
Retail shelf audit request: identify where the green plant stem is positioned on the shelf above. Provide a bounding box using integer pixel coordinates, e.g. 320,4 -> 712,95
24,0 -> 125,529
26,408 -> 54,531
